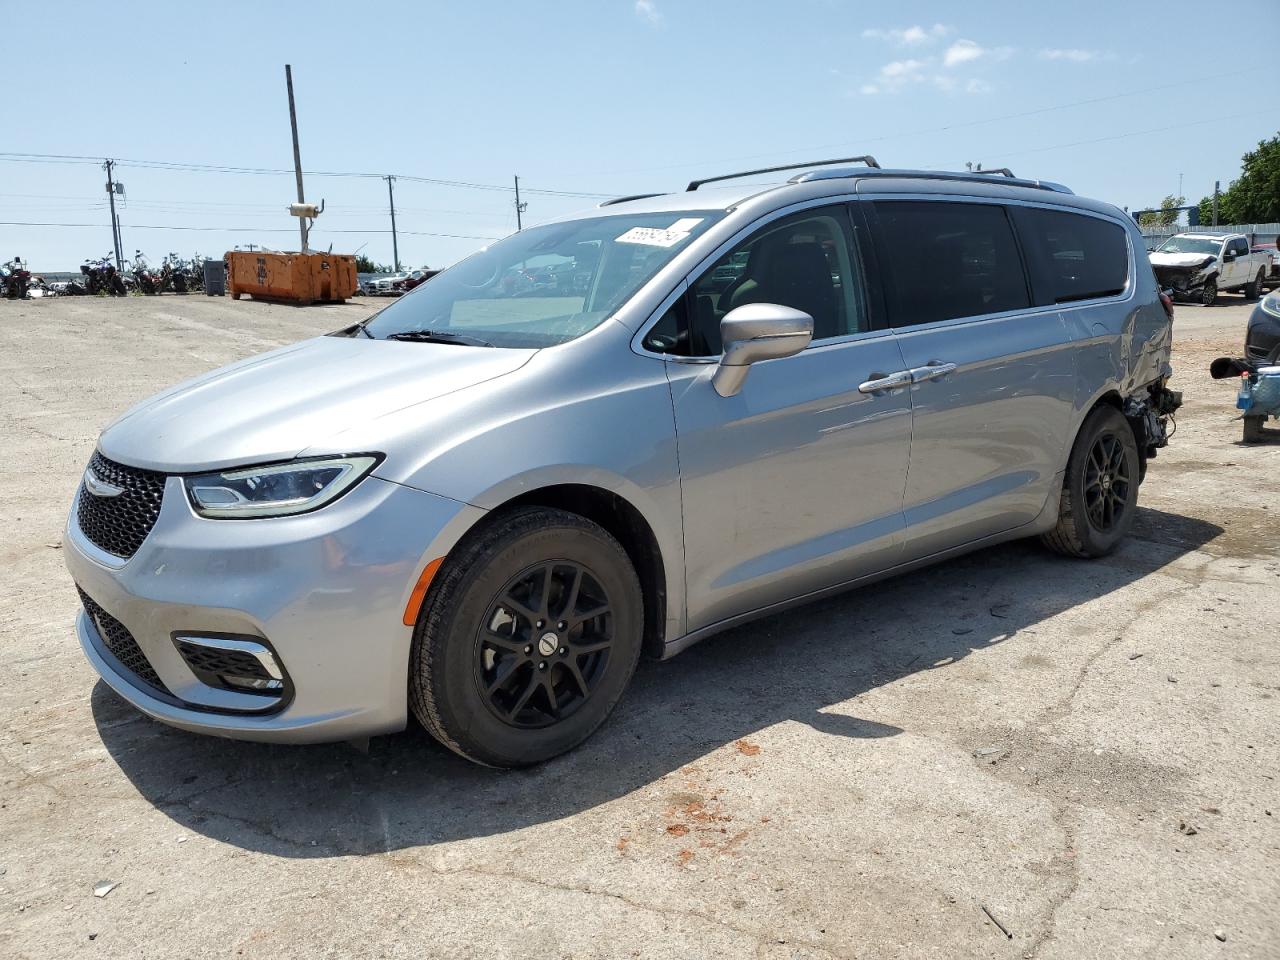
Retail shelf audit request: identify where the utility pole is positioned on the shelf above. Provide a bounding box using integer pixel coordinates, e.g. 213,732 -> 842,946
103,159 -> 123,271
385,175 -> 400,272
514,175 -> 527,231
1212,180 -> 1220,227
285,64 -> 308,253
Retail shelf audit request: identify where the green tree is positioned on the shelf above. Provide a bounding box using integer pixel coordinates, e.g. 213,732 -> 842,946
1138,194 -> 1185,227
1198,132 -> 1280,226
354,254 -> 389,273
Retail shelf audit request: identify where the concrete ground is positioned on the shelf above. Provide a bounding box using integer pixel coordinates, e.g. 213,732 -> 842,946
0,293 -> 1276,959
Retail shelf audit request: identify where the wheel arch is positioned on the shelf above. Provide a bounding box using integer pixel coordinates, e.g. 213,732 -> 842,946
494,484 -> 668,659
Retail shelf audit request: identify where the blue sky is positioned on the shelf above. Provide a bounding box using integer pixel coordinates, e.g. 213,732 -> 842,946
4,0 -> 1276,270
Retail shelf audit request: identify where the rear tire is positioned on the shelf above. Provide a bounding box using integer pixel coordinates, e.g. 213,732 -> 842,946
409,507 -> 644,767
1246,269 -> 1265,300
1041,406 -> 1140,558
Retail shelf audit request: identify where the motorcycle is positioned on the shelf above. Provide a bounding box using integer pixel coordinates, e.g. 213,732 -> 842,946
2,256 -> 31,299
130,250 -> 160,295
162,253 -> 189,293
79,254 -> 127,296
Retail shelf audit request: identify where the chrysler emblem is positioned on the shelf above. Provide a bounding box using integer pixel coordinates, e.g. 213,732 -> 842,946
83,469 -> 124,498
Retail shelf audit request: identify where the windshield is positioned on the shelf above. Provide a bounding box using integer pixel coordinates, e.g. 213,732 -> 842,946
364,211 -> 724,347
1157,236 -> 1222,255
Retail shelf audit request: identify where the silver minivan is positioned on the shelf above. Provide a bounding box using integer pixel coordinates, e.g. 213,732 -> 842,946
65,158 -> 1180,766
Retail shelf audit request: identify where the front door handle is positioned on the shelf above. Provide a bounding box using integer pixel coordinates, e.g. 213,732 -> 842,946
858,370 -> 913,395
909,360 -> 958,383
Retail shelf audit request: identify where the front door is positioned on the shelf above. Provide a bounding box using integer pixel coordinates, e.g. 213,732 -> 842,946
658,204 -> 913,632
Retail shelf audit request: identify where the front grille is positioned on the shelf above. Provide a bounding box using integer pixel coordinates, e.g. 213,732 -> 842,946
78,587 -> 170,695
76,451 -> 166,559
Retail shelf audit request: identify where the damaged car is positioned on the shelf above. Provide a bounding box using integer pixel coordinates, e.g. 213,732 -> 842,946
1149,232 -> 1270,305
64,159 -> 1179,766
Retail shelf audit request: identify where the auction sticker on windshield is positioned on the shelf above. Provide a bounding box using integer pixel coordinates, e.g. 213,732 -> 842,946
615,218 -> 704,248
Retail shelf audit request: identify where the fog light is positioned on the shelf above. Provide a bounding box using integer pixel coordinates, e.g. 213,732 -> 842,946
223,675 -> 284,692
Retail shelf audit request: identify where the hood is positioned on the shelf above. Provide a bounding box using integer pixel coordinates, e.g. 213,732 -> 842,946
98,336 -> 535,472
1149,251 -> 1216,269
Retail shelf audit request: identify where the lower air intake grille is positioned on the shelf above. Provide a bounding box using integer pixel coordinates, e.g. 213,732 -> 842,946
78,587 -> 169,695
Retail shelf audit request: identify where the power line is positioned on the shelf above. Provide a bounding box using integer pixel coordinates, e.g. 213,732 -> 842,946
926,109 -> 1259,170
0,221 -> 500,240
0,151 -> 611,197
563,68 -> 1253,178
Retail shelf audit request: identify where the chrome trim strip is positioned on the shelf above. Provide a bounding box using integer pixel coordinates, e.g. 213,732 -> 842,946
173,634 -> 285,681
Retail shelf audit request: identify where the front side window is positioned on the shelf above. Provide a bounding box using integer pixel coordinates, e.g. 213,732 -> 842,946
1229,237 -> 1250,257
874,201 -> 1030,327
1014,207 -> 1129,304
363,211 -> 723,348
645,205 -> 865,356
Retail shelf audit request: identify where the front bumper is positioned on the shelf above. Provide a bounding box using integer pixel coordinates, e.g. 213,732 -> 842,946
65,472 -> 483,742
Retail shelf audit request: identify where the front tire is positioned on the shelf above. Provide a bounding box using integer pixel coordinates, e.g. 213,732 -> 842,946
409,507 -> 644,767
1041,406 -> 1140,558
1200,279 -> 1218,306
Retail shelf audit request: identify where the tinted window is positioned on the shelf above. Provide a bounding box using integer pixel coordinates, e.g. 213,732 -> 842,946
1015,207 -> 1129,304
645,205 -> 866,356
1229,237 -> 1249,257
874,201 -> 1030,326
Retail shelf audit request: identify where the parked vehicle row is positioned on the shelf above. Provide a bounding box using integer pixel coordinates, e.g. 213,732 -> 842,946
361,268 -> 438,296
65,159 -> 1179,767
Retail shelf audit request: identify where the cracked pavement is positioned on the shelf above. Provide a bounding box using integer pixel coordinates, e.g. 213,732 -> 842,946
1,295 -> 1277,959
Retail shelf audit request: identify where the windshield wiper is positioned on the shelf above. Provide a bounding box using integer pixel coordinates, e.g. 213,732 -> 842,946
383,329 -> 494,347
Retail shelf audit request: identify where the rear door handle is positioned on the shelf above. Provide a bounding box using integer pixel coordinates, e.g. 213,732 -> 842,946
857,370 -> 913,395
909,360 -> 958,383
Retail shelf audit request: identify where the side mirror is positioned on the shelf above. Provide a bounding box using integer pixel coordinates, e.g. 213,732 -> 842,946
1223,251 -> 1236,262
712,303 -> 813,397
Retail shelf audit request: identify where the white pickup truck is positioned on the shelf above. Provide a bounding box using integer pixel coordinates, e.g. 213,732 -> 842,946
1149,232 -> 1272,306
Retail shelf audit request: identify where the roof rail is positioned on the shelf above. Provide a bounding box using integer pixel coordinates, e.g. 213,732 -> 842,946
789,167 -> 1074,195
970,168 -> 1017,178
598,193 -> 664,207
686,156 -> 880,192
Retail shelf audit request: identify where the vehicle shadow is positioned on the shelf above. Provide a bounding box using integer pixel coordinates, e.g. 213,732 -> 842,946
93,506 -> 1223,858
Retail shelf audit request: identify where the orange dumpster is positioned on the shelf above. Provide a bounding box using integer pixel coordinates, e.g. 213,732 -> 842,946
225,250 -> 357,305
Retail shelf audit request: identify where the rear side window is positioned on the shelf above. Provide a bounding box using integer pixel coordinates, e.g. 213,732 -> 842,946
873,201 -> 1030,326
1014,207 -> 1129,304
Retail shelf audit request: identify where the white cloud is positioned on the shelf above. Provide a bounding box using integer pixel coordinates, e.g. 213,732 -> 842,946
860,56 -> 990,96
942,39 -> 1013,67
634,0 -> 662,26
942,39 -> 983,66
862,23 -> 949,46
1038,48 -> 1102,62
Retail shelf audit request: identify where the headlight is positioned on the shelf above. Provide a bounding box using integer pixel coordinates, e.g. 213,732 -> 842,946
184,455 -> 380,519
1261,291 -> 1280,319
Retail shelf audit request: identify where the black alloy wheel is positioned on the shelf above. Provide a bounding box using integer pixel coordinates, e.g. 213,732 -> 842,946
409,506 -> 643,767
1082,431 -> 1132,535
476,560 -> 614,728
1041,405 -> 1140,558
